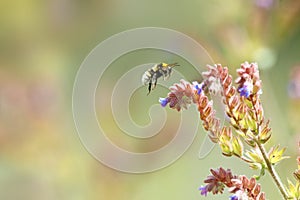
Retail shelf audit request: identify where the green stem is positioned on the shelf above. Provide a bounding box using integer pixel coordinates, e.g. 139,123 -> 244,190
240,155 -> 253,163
255,140 -> 289,200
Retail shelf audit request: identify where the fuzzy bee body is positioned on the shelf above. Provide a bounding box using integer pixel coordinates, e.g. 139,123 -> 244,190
142,62 -> 179,95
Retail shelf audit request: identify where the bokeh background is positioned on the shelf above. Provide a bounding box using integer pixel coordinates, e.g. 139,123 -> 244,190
1,0 -> 300,199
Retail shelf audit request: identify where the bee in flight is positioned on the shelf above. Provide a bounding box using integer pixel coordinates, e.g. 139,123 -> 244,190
142,62 -> 179,95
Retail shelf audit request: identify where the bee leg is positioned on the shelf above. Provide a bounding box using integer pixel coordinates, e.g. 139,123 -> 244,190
163,73 -> 170,80
153,79 -> 157,89
147,82 -> 152,95
162,74 -> 166,81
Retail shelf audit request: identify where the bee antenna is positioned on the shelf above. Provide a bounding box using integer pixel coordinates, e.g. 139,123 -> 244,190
169,63 -> 180,67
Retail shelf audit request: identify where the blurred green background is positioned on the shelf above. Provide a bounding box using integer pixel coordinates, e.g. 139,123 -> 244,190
1,0 -> 300,199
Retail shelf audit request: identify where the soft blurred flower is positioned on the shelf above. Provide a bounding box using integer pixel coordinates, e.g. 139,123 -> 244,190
288,65 -> 300,99
255,0 -> 274,9
198,186 -> 208,196
158,97 -> 169,107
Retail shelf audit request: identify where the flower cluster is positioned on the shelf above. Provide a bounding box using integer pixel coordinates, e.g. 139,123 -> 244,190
235,62 -> 262,98
230,175 -> 265,200
158,79 -> 195,111
158,61 -> 294,199
159,62 -> 273,159
199,167 -> 265,199
199,167 -> 237,196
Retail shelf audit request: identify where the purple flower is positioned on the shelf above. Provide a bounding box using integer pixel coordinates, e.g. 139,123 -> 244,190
238,80 -> 253,98
159,97 -> 169,107
199,186 -> 208,196
238,86 -> 251,98
255,0 -> 274,9
193,81 -> 204,94
230,194 -> 239,200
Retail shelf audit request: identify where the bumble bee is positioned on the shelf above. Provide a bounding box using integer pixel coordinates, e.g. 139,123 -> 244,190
142,62 -> 179,95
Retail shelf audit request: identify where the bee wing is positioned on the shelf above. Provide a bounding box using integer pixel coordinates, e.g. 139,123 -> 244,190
142,71 -> 151,85
198,135 -> 216,159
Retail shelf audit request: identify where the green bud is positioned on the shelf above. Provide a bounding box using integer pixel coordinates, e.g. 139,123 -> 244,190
232,136 -> 243,157
245,114 -> 258,134
219,142 -> 233,157
258,121 -> 272,144
286,180 -> 300,199
246,149 -> 264,164
293,169 -> 300,182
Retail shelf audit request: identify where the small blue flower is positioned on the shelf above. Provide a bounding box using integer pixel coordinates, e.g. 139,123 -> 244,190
230,190 -> 248,200
238,81 -> 253,98
193,81 -> 204,95
159,97 -> 169,107
238,86 -> 251,98
229,194 -> 238,200
198,186 -> 208,197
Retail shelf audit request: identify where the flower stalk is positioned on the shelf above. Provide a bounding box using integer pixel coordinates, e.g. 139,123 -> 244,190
157,61 -> 297,199
255,140 -> 289,199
